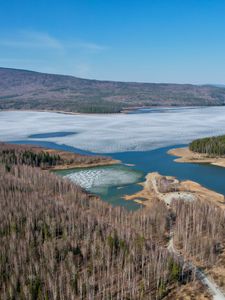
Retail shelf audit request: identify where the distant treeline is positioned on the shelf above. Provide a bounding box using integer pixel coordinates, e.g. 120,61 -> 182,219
2,67 -> 225,114
71,99 -> 123,113
0,98 -> 123,114
189,135 -> 225,156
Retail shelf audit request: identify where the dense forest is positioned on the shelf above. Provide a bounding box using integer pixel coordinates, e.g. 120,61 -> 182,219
0,143 -> 112,170
189,135 -> 225,156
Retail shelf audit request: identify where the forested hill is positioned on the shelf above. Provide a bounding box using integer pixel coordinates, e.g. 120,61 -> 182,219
1,67 -> 225,113
190,135 -> 225,156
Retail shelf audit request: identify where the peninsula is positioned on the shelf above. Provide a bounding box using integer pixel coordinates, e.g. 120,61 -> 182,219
124,172 -> 225,209
0,142 -> 119,171
168,134 -> 225,168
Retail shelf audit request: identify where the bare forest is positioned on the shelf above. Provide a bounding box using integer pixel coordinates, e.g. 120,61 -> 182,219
172,199 -> 225,267
1,143 -> 224,299
0,143 -> 188,300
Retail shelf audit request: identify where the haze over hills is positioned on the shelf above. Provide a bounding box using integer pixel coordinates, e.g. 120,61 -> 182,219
1,67 -> 225,113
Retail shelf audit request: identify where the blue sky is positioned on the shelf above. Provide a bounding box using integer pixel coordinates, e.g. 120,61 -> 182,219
0,0 -> 225,83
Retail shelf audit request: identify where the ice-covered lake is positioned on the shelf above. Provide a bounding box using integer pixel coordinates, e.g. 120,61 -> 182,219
59,164 -> 143,194
1,107 -> 225,153
1,107 -> 225,209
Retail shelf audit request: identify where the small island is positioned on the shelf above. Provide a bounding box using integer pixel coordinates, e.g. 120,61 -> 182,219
168,134 -> 225,168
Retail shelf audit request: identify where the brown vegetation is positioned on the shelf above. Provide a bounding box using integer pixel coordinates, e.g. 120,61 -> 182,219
125,171 -> 225,293
0,142 -> 117,170
172,199 -> 225,267
165,281 -> 211,300
0,144 -> 193,300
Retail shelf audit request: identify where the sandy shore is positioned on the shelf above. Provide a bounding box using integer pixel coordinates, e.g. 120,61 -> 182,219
168,147 -> 225,168
124,172 -> 225,209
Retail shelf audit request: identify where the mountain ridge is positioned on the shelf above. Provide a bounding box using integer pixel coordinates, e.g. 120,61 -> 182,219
1,67 -> 225,113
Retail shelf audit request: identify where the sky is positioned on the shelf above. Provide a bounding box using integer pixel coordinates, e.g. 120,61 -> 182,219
0,0 -> 225,84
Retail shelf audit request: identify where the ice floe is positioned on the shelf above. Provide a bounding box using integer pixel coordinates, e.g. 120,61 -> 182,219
64,166 -> 142,193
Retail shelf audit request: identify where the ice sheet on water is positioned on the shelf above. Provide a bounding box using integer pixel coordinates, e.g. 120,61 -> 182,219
65,166 -> 142,193
1,107 -> 225,153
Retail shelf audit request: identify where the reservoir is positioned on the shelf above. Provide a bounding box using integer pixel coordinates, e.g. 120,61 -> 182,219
57,144 -> 225,210
1,108 -> 225,210
11,139 -> 225,210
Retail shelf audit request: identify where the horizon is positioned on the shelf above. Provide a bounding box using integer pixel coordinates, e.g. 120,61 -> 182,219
1,65 -> 223,86
1,1 -> 225,84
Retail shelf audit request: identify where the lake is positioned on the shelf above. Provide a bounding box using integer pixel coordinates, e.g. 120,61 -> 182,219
1,108 -> 225,210
54,144 -> 225,209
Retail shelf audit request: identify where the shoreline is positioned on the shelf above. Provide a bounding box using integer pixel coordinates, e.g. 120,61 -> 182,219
124,172 -> 225,209
0,108 -> 121,116
168,147 -> 225,168
0,105 -> 210,116
37,148 -> 120,171
0,142 -> 120,171
48,159 -> 120,171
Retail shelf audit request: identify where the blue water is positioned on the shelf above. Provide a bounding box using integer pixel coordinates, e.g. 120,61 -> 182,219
28,131 -> 76,139
10,138 -> 225,210
109,146 -> 225,196
10,140 -> 94,155
127,107 -> 206,114
57,165 -> 144,211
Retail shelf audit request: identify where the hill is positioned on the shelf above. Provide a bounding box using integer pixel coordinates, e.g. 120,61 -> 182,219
0,143 -> 222,299
0,142 -> 188,299
1,67 -> 225,113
